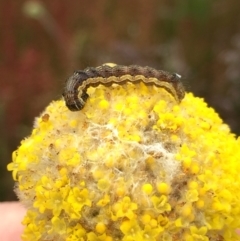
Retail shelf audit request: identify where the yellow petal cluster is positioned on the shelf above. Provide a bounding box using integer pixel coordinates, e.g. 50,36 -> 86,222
7,80 -> 240,240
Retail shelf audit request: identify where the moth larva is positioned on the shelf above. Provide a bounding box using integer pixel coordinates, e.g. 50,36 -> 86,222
62,64 -> 185,111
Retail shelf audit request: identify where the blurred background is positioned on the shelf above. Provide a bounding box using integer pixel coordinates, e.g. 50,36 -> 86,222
1,0 -> 240,201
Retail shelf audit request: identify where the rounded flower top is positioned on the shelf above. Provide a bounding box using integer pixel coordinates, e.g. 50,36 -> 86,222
8,65 -> 240,241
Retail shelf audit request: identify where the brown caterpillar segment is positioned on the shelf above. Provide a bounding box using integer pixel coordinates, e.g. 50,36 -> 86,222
62,64 -> 185,111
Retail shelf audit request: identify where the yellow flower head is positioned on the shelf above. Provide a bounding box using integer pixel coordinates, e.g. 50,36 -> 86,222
7,65 -> 240,241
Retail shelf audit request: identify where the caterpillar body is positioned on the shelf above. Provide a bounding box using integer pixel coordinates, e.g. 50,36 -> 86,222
63,64 -> 185,111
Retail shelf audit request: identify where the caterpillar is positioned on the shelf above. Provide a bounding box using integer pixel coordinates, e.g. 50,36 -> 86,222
62,64 -> 185,111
